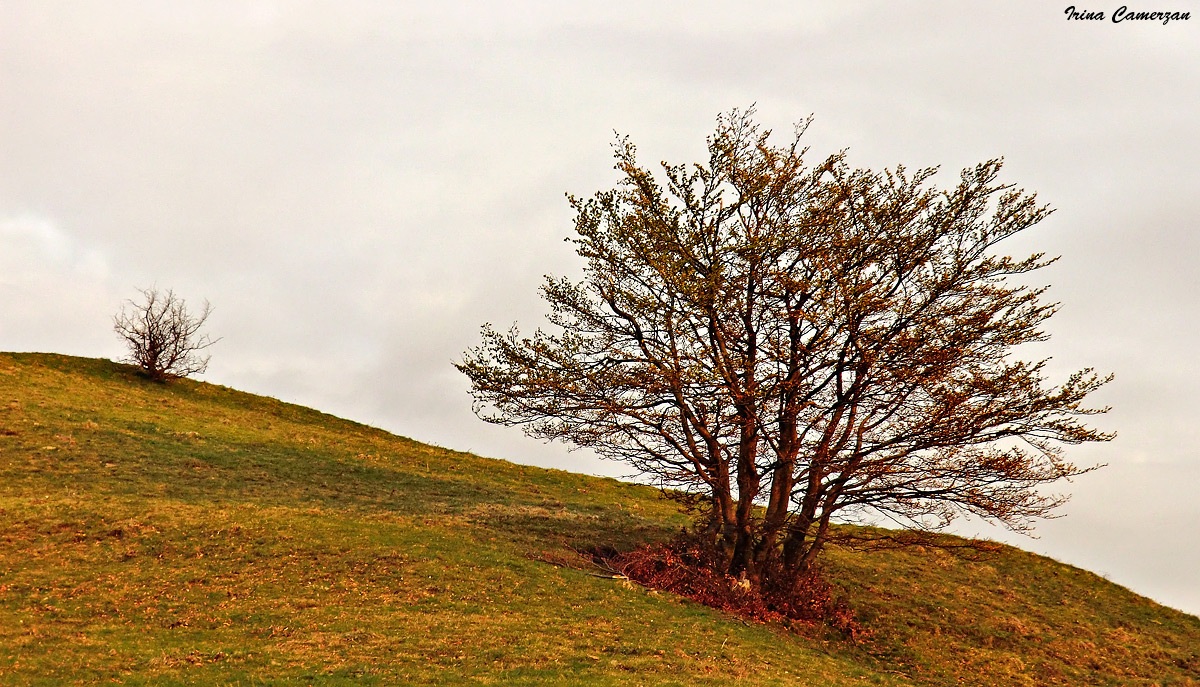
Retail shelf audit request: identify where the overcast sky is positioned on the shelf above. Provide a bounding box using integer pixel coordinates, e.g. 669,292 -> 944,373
3,1 -> 1198,615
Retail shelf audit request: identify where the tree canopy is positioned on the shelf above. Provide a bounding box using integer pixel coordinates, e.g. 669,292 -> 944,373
458,110 -> 1112,583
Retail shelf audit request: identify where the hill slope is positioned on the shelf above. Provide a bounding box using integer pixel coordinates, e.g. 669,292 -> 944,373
0,352 -> 1196,686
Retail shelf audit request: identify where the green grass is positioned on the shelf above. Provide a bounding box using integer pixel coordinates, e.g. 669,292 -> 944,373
0,352 -> 1197,686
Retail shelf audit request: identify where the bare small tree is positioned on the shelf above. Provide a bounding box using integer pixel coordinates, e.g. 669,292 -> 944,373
114,287 -> 218,382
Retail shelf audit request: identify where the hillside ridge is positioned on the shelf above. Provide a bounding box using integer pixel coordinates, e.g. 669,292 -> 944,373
1,352 -> 1197,686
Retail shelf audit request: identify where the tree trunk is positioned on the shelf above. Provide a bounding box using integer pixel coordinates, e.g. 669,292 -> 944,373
708,456 -> 739,566
752,452 -> 796,570
728,400 -> 762,578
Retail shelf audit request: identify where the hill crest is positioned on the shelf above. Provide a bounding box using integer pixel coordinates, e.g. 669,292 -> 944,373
1,352 -> 1197,686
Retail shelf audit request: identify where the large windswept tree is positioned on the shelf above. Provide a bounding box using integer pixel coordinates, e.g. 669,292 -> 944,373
458,110 -> 1112,585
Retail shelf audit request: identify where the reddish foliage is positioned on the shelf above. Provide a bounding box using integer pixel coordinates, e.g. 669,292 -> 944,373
606,539 -> 865,639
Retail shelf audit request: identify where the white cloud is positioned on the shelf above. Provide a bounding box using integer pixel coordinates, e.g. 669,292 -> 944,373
0,215 -> 120,356
0,214 -> 107,279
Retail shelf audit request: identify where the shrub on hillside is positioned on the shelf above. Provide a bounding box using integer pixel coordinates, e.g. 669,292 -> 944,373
113,286 -> 218,382
608,536 -> 865,639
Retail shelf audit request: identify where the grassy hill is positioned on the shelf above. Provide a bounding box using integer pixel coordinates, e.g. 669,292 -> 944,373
0,352 -> 1196,686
